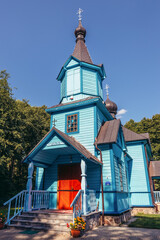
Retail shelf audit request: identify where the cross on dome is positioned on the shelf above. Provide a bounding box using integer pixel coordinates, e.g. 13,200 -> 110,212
77,8 -> 83,21
105,84 -> 109,99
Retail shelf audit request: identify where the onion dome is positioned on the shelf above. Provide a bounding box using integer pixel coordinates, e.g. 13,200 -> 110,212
72,19 -> 93,64
105,97 -> 118,118
74,20 -> 86,42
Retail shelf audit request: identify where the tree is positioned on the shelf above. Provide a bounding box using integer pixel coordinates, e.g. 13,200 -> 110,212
125,115 -> 160,161
0,70 -> 50,205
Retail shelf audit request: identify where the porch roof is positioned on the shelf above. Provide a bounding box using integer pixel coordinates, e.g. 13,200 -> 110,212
23,126 -> 102,167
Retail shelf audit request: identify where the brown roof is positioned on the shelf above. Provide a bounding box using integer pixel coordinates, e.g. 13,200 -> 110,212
72,20 -> 93,64
47,96 -> 97,110
23,126 -> 102,165
54,127 -> 102,164
122,127 -> 149,142
96,119 -> 121,144
72,40 -> 93,64
149,161 -> 160,177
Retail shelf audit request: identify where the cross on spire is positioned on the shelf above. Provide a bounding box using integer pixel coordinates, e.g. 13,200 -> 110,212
77,8 -> 83,21
105,84 -> 109,99
53,118 -> 57,127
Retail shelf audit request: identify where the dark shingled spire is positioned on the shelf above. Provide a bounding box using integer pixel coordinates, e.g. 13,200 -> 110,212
72,20 -> 93,64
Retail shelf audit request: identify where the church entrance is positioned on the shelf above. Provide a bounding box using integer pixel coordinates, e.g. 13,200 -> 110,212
58,163 -> 81,209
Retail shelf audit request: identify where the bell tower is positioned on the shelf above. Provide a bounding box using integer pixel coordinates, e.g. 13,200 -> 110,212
57,10 -> 106,103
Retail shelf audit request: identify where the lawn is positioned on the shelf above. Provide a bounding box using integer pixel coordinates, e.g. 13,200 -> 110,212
129,213 -> 160,229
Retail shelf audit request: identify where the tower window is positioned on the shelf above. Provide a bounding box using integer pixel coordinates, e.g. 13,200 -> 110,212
66,113 -> 79,133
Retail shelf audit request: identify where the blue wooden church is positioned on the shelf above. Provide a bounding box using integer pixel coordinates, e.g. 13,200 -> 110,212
4,16 -> 159,229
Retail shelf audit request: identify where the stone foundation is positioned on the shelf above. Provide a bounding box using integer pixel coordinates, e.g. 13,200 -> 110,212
102,210 -> 132,226
81,211 -> 101,230
131,207 -> 157,216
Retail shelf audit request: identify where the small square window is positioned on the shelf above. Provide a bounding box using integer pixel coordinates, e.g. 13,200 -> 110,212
67,114 -> 78,133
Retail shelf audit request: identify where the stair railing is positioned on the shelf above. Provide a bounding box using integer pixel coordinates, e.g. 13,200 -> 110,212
70,189 -> 97,222
31,190 -> 50,210
86,189 -> 97,214
3,190 -> 28,225
154,191 -> 160,203
70,190 -> 83,220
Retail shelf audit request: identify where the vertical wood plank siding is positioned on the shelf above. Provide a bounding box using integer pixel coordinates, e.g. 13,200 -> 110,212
127,143 -> 152,206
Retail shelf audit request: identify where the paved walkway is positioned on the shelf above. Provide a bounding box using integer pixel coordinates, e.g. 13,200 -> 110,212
1,226 -> 160,240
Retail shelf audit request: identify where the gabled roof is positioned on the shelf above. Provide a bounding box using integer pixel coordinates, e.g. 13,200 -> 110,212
96,119 -> 121,144
122,126 -> 150,143
23,126 -> 102,165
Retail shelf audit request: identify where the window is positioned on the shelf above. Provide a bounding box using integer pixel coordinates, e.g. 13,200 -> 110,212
66,114 -> 78,133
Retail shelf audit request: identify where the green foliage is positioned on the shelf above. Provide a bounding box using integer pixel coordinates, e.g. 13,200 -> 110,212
0,70 -> 50,205
124,115 -> 160,161
129,213 -> 160,229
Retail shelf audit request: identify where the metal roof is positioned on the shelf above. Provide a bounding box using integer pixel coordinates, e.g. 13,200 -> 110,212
72,20 -> 93,64
47,96 -> 97,110
96,119 -> 121,144
149,161 -> 160,177
122,127 -> 149,142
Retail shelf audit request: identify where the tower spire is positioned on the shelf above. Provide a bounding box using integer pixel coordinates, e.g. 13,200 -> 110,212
72,9 -> 93,64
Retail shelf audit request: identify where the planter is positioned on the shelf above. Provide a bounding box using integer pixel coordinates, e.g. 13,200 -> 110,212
71,229 -> 81,238
0,223 -> 4,230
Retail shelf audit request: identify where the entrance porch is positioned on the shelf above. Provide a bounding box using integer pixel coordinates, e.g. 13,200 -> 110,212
4,127 -> 102,227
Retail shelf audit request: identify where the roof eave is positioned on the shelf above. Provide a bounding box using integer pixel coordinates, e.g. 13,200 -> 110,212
46,97 -> 100,113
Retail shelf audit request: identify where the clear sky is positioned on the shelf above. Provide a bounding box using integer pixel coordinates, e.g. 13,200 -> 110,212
0,0 -> 160,124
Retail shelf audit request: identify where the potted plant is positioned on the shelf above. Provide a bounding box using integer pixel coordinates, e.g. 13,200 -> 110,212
67,216 -> 86,238
0,213 -> 6,230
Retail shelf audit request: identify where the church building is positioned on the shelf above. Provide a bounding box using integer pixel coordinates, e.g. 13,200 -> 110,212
24,18 -> 154,214
5,15 -> 160,229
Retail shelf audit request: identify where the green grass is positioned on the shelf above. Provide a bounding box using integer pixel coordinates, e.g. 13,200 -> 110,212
129,213 -> 160,229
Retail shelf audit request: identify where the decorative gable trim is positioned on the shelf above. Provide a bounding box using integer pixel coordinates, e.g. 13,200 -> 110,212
23,126 -> 102,165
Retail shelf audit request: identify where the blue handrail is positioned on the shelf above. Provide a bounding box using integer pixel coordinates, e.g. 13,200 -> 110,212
4,190 -> 28,225
3,190 -> 51,225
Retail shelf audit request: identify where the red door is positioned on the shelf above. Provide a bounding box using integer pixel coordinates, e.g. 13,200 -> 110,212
58,164 -> 81,210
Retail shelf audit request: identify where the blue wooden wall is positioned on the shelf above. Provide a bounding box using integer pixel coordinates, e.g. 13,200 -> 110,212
126,142 -> 152,206
51,105 -> 95,154
60,58 -> 103,103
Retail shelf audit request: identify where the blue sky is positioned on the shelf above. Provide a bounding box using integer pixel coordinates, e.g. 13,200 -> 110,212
0,0 -> 160,124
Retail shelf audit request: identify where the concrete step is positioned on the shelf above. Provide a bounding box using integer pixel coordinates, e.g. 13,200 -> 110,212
12,219 -> 69,227
8,210 -> 73,232
8,222 -> 70,232
7,224 -> 49,231
16,215 -> 72,223
22,212 -> 72,220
